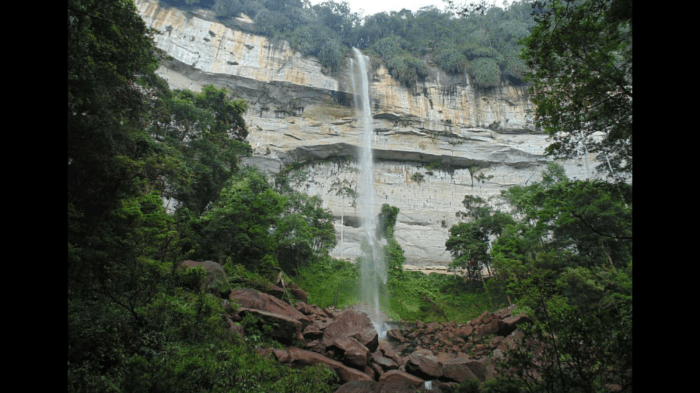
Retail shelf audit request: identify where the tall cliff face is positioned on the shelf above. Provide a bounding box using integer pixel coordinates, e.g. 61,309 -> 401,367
136,0 -> 599,267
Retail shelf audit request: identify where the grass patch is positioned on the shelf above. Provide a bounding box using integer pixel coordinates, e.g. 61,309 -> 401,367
296,257 -> 505,323
296,257 -> 361,308
387,272 -> 500,323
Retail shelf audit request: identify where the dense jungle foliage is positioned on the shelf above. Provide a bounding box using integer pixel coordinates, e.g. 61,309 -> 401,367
68,0 -> 341,391
444,162 -> 632,392
69,0 -> 630,391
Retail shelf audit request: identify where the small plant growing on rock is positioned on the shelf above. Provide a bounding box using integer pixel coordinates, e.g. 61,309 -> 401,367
427,161 -> 445,171
411,172 -> 425,185
475,172 -> 494,184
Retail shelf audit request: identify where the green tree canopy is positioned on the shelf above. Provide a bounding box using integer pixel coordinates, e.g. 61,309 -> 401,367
161,85 -> 250,215
275,192 -> 338,275
478,163 -> 633,392
522,0 -> 632,179
198,167 -> 285,268
68,0 -> 169,295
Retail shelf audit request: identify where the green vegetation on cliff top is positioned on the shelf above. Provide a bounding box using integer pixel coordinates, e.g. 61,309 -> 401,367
159,0 -> 535,87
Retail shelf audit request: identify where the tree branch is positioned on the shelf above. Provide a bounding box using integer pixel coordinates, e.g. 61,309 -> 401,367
570,211 -> 631,240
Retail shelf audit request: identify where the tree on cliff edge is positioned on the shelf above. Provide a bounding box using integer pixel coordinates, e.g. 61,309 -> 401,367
521,0 -> 632,181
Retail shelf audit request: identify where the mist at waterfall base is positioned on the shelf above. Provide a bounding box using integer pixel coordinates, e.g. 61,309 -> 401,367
350,48 -> 390,339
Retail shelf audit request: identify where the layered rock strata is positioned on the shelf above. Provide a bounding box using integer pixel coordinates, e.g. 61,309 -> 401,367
136,0 -> 602,267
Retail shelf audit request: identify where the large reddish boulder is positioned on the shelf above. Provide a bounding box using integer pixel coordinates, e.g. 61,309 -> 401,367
303,324 -> 324,341
405,352 -> 443,380
230,288 -> 265,309
335,371 -> 427,392
386,328 -> 406,343
294,301 -> 314,315
489,336 -> 505,349
237,307 -> 304,344
324,306 -> 343,319
498,314 -> 531,336
230,288 -> 310,328
441,359 -> 479,383
494,304 -> 517,319
272,348 -> 290,363
286,347 -> 373,383
498,330 -> 525,352
474,319 -> 500,338
454,324 -> 474,340
436,351 -> 469,363
290,287 -> 308,303
330,336 -> 371,369
322,310 -> 379,353
371,353 -> 399,372
378,342 -> 403,366
464,359 -> 495,382
378,370 -> 424,387
264,285 -> 286,300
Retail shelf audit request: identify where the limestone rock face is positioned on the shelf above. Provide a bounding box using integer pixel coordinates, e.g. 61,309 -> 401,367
136,0 -> 603,268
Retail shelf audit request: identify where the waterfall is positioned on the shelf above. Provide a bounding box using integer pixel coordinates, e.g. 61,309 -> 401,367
351,48 -> 388,338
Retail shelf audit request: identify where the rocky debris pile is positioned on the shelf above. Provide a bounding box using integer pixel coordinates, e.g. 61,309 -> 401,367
233,289 -> 530,391
388,306 -> 530,362
181,261 -> 531,392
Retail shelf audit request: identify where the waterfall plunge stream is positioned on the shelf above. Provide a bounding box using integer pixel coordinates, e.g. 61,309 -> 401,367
351,48 -> 389,338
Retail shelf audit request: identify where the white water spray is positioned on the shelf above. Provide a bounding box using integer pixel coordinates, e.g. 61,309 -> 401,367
351,48 -> 388,338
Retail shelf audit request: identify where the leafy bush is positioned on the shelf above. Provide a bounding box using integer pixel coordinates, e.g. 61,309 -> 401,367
502,54 -> 528,81
480,376 -> 526,393
471,57 -> 501,87
373,35 -> 405,58
372,35 -> 427,87
426,161 -> 451,172
411,172 -> 425,185
318,39 -> 345,71
291,24 -> 347,71
436,47 -> 469,74
464,45 -> 505,63
457,378 -> 482,393
212,0 -> 241,18
385,53 -> 428,86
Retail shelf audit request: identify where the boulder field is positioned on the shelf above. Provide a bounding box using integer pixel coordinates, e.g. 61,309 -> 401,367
181,260 -> 531,392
